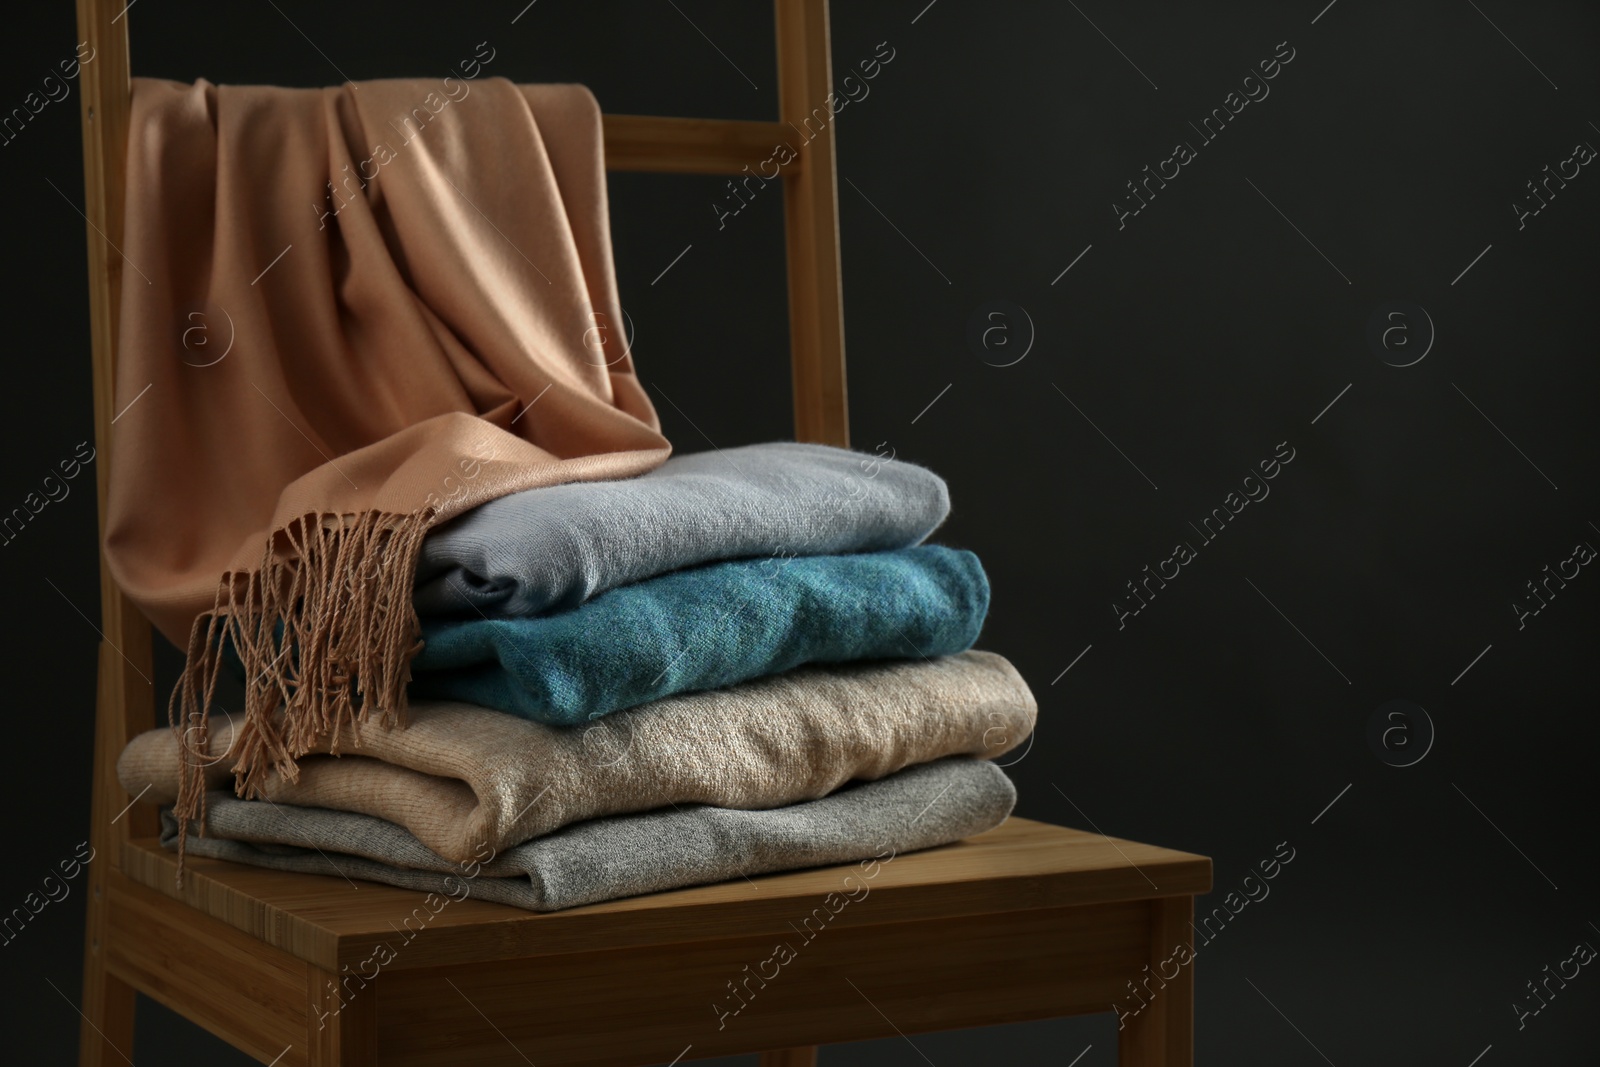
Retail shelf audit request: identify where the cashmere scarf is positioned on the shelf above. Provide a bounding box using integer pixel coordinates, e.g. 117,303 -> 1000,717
414,441 -> 948,617
119,651 -> 1035,863
160,758 -> 1017,912
411,545 -> 990,722
109,78 -> 670,834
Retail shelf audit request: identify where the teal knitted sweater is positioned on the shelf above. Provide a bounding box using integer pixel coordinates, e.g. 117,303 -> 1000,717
411,545 -> 988,724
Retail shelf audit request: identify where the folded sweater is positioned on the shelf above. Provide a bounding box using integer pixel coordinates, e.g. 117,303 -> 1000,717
160,758 -> 1016,911
411,545 -> 989,723
414,441 -> 948,617
119,651 -> 1035,863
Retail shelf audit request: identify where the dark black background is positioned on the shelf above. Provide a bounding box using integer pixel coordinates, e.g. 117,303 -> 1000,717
2,1 -> 1597,1064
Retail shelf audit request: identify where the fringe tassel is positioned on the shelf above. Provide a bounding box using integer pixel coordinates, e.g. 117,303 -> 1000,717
169,509 -> 434,884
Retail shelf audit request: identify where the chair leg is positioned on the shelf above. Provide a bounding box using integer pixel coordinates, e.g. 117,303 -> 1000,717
78,891 -> 138,1067
760,1049 -> 819,1067
80,651 -> 141,1067
1118,896 -> 1194,1067
308,966 -> 378,1066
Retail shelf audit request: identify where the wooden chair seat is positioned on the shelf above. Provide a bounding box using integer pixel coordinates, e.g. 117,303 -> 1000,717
105,818 -> 1209,1066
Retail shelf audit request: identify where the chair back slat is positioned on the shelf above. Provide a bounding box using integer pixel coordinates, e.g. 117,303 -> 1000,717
76,0 -> 159,849
602,115 -> 800,175
777,0 -> 849,448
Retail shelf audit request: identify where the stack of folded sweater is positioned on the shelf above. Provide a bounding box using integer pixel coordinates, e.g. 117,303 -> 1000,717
118,442 -> 1036,910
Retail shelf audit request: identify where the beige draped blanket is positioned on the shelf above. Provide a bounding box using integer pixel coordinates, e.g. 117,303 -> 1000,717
107,77 -> 670,830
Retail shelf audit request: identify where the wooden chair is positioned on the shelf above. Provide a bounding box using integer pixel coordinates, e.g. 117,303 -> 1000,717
72,0 -> 1212,1063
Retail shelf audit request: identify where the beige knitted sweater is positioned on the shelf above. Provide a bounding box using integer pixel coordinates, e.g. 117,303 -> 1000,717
119,651 -> 1035,863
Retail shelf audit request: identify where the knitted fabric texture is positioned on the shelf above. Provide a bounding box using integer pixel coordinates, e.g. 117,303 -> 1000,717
159,758 -> 1017,911
411,545 -> 989,723
119,651 -> 1035,863
414,442 -> 948,617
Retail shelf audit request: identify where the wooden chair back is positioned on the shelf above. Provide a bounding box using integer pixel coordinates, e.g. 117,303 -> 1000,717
71,0 -> 848,865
